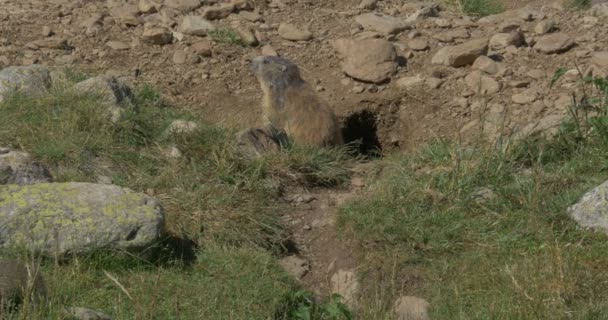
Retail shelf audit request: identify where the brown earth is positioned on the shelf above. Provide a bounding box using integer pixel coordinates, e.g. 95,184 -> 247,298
2,0 -> 608,304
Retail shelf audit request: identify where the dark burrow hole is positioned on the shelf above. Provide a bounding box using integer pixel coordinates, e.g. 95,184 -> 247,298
341,110 -> 382,158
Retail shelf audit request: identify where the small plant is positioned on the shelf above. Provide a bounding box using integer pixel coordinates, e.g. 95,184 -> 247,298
276,291 -> 353,320
453,0 -> 504,16
208,28 -> 245,46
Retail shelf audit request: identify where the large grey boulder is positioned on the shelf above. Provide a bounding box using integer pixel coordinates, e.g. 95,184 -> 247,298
0,183 -> 164,257
568,180 -> 608,235
0,65 -> 51,103
0,148 -> 52,185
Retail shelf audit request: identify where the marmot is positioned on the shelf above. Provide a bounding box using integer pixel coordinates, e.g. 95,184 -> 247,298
0,259 -> 47,311
249,56 -> 343,147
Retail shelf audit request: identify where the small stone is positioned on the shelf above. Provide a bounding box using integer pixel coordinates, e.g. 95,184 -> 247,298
138,0 -> 157,14
278,23 -> 313,41
180,16 -> 216,36
465,71 -> 500,95
191,40 -> 212,57
358,0 -> 378,10
173,50 -> 187,64
236,27 -> 258,46
426,77 -> 444,89
489,31 -> 525,50
509,80 -> 529,88
535,20 -> 555,35
239,11 -> 263,23
261,45 -> 278,56
434,18 -> 451,28
31,38 -> 68,50
472,56 -> 500,75
431,38 -> 488,67
106,41 -> 130,50
142,26 -> 173,45
68,307 -> 113,320
42,26 -> 53,37
203,4 -> 235,20
393,296 -> 430,320
164,0 -> 202,12
408,38 -> 428,51
396,75 -> 425,88
279,256 -> 309,279
512,89 -> 537,104
355,13 -> 410,35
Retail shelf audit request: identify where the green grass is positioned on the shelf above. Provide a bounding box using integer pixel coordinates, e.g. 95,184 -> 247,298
337,74 -> 608,318
208,28 -> 246,47
440,0 -> 504,16
0,69 -> 354,319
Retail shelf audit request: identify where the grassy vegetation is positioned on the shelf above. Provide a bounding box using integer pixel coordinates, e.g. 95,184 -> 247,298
0,69 -> 354,319
439,0 -> 504,16
337,73 -> 608,318
208,28 -> 247,47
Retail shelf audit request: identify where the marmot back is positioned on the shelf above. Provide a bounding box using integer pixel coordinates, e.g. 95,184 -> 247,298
250,56 -> 343,147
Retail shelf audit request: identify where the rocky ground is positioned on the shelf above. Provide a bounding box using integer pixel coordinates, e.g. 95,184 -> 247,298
3,0 -> 608,153
4,0 -> 608,319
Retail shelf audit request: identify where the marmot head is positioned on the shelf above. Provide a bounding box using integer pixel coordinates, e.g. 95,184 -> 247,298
250,56 -> 304,90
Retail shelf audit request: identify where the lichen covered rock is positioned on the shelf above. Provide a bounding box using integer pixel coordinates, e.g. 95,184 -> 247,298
0,65 -> 51,103
0,183 -> 164,257
568,180 -> 608,235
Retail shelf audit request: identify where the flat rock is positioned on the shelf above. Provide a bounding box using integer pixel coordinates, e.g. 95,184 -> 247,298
393,296 -> 430,320
141,26 -> 173,45
489,31 -> 525,50
408,38 -> 428,51
592,51 -> 608,67
333,38 -> 397,83
164,0 -> 201,12
202,4 -> 235,20
568,180 -> 608,235
180,16 -> 215,36
355,13 -> 410,35
396,75 -> 425,88
0,148 -> 52,185
0,183 -> 165,257
431,38 -> 488,67
534,33 -> 574,54
31,38 -> 68,50
173,49 -> 187,64
0,65 -> 51,102
512,89 -> 537,104
106,41 -> 130,50
261,45 -> 278,56
278,23 -> 312,41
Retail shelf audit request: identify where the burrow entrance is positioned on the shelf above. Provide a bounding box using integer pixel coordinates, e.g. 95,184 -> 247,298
341,110 -> 382,158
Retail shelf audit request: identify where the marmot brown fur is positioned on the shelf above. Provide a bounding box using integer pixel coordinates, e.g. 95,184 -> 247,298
0,259 -> 47,310
250,56 -> 343,147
